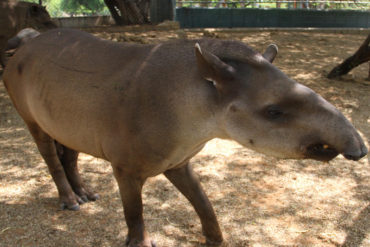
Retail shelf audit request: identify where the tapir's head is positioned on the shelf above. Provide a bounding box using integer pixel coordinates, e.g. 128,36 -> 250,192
195,41 -> 367,161
25,3 -> 57,30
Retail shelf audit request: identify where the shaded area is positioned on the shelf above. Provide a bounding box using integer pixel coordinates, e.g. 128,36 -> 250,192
342,204 -> 370,247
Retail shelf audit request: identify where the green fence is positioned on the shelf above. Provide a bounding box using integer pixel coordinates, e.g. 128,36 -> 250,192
175,8 -> 370,28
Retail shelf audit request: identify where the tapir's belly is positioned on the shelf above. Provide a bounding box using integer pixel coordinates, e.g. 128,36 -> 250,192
21,75 -> 206,177
19,68 -> 117,159
27,89 -> 109,159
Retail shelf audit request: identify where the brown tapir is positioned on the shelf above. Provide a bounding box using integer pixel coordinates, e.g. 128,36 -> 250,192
3,29 -> 368,247
0,0 -> 56,67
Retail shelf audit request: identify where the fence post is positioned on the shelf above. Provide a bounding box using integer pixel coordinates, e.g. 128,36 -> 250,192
150,0 -> 176,24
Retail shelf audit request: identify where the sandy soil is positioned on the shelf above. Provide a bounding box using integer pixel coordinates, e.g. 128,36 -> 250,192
0,28 -> 369,247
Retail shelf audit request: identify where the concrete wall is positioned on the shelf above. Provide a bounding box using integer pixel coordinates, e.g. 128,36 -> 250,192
54,16 -> 114,28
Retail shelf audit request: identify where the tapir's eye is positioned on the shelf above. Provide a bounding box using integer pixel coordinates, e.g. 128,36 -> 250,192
265,105 -> 284,120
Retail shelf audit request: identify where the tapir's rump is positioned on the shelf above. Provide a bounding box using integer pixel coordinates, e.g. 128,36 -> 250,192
2,28 -> 367,247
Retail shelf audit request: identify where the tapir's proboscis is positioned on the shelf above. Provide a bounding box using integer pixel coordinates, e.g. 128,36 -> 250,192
3,29 -> 367,247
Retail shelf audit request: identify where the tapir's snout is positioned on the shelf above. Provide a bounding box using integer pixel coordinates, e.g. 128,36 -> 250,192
297,95 -> 368,162
302,125 -> 368,162
304,141 -> 367,162
343,144 -> 368,161
338,125 -> 368,161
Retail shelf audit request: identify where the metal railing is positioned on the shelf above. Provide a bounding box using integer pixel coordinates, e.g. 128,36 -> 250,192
176,0 -> 370,10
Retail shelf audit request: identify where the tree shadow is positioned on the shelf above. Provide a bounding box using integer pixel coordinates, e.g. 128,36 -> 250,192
341,204 -> 370,247
337,162 -> 370,247
0,159 -> 127,247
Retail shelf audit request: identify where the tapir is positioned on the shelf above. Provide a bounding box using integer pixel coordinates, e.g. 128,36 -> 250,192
3,29 -> 368,247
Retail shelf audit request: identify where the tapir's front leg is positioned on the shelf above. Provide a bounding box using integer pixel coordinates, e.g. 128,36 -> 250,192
164,163 -> 223,245
112,165 -> 155,247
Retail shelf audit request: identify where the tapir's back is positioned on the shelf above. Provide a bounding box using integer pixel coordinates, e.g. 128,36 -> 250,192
5,28 -> 155,83
2,29 -> 210,164
3,29 -> 163,158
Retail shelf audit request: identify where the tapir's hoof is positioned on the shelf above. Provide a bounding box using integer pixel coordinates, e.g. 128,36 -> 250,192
75,187 -> 100,202
59,191 -> 99,211
80,195 -> 89,203
60,203 -> 80,211
78,192 -> 99,203
88,193 -> 100,201
206,238 -> 223,246
125,236 -> 156,247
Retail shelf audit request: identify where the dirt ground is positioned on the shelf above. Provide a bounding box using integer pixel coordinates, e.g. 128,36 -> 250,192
0,28 -> 369,247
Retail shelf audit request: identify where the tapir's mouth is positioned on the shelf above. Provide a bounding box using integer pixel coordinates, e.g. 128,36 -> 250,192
304,143 -> 339,161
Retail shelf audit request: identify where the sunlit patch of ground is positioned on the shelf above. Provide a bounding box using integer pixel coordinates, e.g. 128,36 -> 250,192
0,29 -> 369,247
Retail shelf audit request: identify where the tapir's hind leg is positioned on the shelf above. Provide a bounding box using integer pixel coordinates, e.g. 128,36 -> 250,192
27,123 -> 81,210
164,163 -> 223,245
56,142 -> 99,202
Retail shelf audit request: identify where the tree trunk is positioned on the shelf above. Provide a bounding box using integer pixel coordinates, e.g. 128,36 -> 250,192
104,0 -> 150,25
327,34 -> 370,79
104,0 -> 123,25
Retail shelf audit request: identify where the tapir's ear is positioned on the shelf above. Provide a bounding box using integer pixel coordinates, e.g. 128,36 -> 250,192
195,43 -> 236,85
262,44 -> 278,63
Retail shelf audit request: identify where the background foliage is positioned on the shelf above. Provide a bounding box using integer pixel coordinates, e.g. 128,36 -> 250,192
23,0 -> 109,17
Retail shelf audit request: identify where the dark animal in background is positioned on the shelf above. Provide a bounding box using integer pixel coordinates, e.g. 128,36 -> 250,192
0,0 -> 56,67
